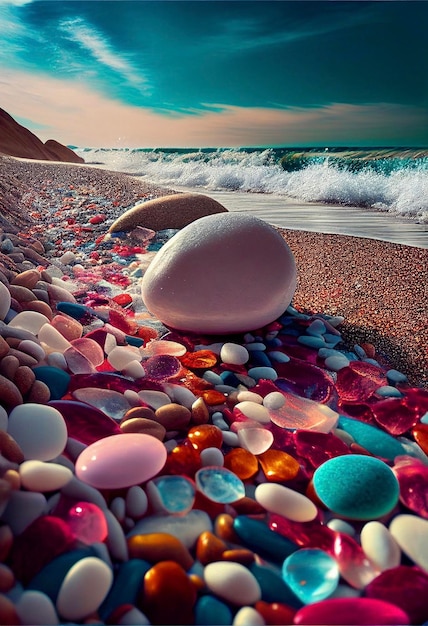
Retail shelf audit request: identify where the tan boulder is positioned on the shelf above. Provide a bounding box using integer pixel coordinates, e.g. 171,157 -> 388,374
109,192 -> 228,233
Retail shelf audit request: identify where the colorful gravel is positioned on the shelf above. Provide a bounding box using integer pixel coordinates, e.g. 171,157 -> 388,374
0,156 -> 427,625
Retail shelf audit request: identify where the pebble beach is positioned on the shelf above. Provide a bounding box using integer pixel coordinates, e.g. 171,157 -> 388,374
1,154 -> 428,625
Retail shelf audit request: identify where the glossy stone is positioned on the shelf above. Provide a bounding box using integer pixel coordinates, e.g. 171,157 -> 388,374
257,449 -> 300,482
389,514 -> 428,571
127,532 -> 194,570
313,455 -> 400,520
360,521 -> 401,572
129,510 -> 212,549
195,467 -> 245,503
141,213 -> 296,334
98,559 -> 151,622
269,392 -> 339,433
282,548 -> 339,604
337,415 -> 407,461
249,562 -> 302,608
204,561 -> 262,606
48,400 -> 121,445
233,516 -> 298,563
393,457 -> 428,518
255,483 -> 318,522
237,426 -> 274,455
188,424 -> 223,451
146,475 -> 196,515
223,448 -> 259,480
7,403 -> 67,461
75,433 -> 167,489
194,595 -> 232,626
65,501 -> 108,545
195,531 -> 227,565
293,597 -> 410,625
19,460 -> 73,492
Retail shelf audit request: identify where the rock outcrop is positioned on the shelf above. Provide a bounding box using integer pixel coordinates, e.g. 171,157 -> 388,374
0,108 -> 84,163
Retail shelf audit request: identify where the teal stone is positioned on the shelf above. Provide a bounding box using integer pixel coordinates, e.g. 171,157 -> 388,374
282,548 -> 339,604
338,416 -> 407,461
27,547 -> 96,600
151,475 -> 196,513
233,516 -> 298,563
247,366 -> 278,381
125,335 -> 144,347
33,366 -> 71,400
99,559 -> 151,621
195,595 -> 232,625
249,562 -> 303,608
195,467 -> 245,504
313,454 -> 400,520
298,335 -> 326,349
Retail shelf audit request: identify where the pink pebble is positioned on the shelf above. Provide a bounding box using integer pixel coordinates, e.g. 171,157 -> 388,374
75,433 -> 167,489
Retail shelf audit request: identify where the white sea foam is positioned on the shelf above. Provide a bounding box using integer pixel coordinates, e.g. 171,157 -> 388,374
75,147 -> 428,223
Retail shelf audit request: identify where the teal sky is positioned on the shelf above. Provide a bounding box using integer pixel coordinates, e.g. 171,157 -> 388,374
1,0 -> 427,147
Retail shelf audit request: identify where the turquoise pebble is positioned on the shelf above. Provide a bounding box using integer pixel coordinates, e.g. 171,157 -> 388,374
233,516 -> 298,563
298,335 -> 326,348
338,416 -> 407,461
56,302 -> 104,321
33,366 -> 71,400
282,548 -> 339,604
246,342 -> 267,351
151,475 -> 195,513
363,358 -> 381,366
247,366 -> 278,381
375,385 -> 404,398
324,354 -> 350,371
268,351 -> 290,363
249,562 -> 303,608
125,335 -> 144,347
318,348 -> 340,359
99,559 -> 151,621
307,319 -> 326,336
386,369 -> 408,384
195,595 -> 232,625
28,547 -> 96,600
324,334 -> 343,347
195,467 -> 245,504
353,344 -> 367,358
313,455 -> 400,520
203,371 -> 224,385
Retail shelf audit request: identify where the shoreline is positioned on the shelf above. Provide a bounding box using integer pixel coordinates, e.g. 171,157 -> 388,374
1,155 -> 427,387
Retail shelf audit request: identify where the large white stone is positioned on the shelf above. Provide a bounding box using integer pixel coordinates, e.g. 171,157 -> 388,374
141,213 -> 297,334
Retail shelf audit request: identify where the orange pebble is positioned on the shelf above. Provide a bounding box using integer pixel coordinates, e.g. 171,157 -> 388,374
137,326 -> 158,342
222,548 -> 255,565
200,389 -> 227,406
188,424 -> 223,451
196,531 -> 227,565
179,350 -> 218,369
224,448 -> 259,480
214,513 -> 241,543
128,533 -> 194,571
140,561 -> 196,625
162,440 -> 201,478
231,496 -> 265,516
257,449 -> 300,482
190,397 -> 210,425
412,423 -> 428,455
254,600 -> 296,625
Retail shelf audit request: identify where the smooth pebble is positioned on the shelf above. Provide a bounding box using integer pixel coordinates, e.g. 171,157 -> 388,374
7,404 -> 68,461
220,342 -> 249,365
360,521 -> 401,571
389,514 -> 428,572
19,460 -> 73,492
255,482 -> 318,522
204,561 -> 262,606
15,590 -> 59,625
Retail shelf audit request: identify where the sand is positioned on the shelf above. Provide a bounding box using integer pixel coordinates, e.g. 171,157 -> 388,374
1,155 -> 426,388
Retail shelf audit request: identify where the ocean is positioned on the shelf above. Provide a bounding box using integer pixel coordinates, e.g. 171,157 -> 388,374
74,146 -> 428,248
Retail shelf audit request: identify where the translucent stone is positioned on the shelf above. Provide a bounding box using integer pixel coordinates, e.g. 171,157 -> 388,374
269,392 -> 339,433
257,449 -> 300,482
51,314 -> 83,341
48,400 -> 121,445
65,501 -> 108,545
223,448 -> 259,480
141,561 -> 197,624
234,401 -> 271,424
372,396 -> 422,435
336,362 -> 387,403
237,426 -> 274,455
293,597 -> 410,625
364,565 -> 428,625
162,440 -> 201,478
411,422 -> 428,455
195,467 -> 245,503
188,424 -> 223,451
393,457 -> 428,518
295,430 -> 350,471
140,339 -> 187,357
143,354 -> 182,381
269,515 -> 336,554
333,532 -> 379,589
38,323 -> 72,353
180,350 -> 218,369
107,346 -> 142,371
146,475 -> 195,515
274,357 -> 336,403
72,388 -> 131,420
127,532 -> 194,571
8,311 -> 50,335
282,548 -> 339,604
64,345 -> 97,374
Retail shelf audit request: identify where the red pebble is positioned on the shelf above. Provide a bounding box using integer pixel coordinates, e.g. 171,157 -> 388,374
293,597 -> 410,625
112,293 -> 133,307
365,565 -> 428,624
255,600 -> 296,625
8,515 -> 76,585
89,214 -> 107,224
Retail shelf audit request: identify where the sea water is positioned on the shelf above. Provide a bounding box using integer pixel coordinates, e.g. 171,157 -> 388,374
73,146 -> 428,247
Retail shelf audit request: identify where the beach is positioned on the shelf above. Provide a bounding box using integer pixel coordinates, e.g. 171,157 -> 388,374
1,156 -> 426,388
1,154 -> 428,625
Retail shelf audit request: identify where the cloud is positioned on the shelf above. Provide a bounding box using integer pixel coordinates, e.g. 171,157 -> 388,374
1,69 -> 427,148
59,17 -> 151,94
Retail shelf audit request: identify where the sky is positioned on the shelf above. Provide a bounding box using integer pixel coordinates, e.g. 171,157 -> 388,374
1,0 -> 427,148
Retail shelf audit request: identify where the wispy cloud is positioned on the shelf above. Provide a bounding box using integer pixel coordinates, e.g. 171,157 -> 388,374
59,17 -> 151,95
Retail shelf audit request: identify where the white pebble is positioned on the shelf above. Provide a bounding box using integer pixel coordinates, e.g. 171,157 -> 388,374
236,391 -> 263,404
255,483 -> 318,522
19,460 -> 73,492
220,342 -> 250,365
56,557 -> 113,621
389,514 -> 428,572
107,346 -> 142,370
137,390 -> 171,409
8,404 -> 68,461
104,509 -> 129,562
233,606 -> 265,625
129,510 -> 212,549
125,486 -> 148,519
263,392 -> 285,410
59,251 -> 77,265
200,447 -> 225,467
164,383 -> 197,409
325,354 -> 350,371
327,519 -> 356,536
360,521 -> 401,571
234,401 -> 271,424
237,427 -> 274,455
38,323 -> 72,353
118,606 -> 150,625
122,361 -> 146,379
204,561 -> 261,606
8,311 -> 50,334
16,590 -> 59,625
47,352 -> 68,370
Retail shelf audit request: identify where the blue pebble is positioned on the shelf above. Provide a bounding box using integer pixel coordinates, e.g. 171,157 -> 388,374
246,342 -> 267,351
306,319 -> 326,336
220,371 -> 241,387
233,516 -> 298,563
318,348 -> 340,359
195,596 -> 232,625
33,366 -> 70,400
386,369 -> 408,385
56,302 -> 105,321
249,350 -> 272,368
363,358 -> 381,367
375,385 -> 404,398
125,335 -> 144,347
249,562 -> 303,608
247,366 -> 278,381
282,549 -> 339,604
353,344 -> 367,359
195,468 -> 245,504
265,337 -> 282,348
338,415 -> 406,461
298,335 -> 326,349
268,351 -> 290,363
99,559 -> 151,621
313,454 -> 400,520
323,334 -> 343,347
